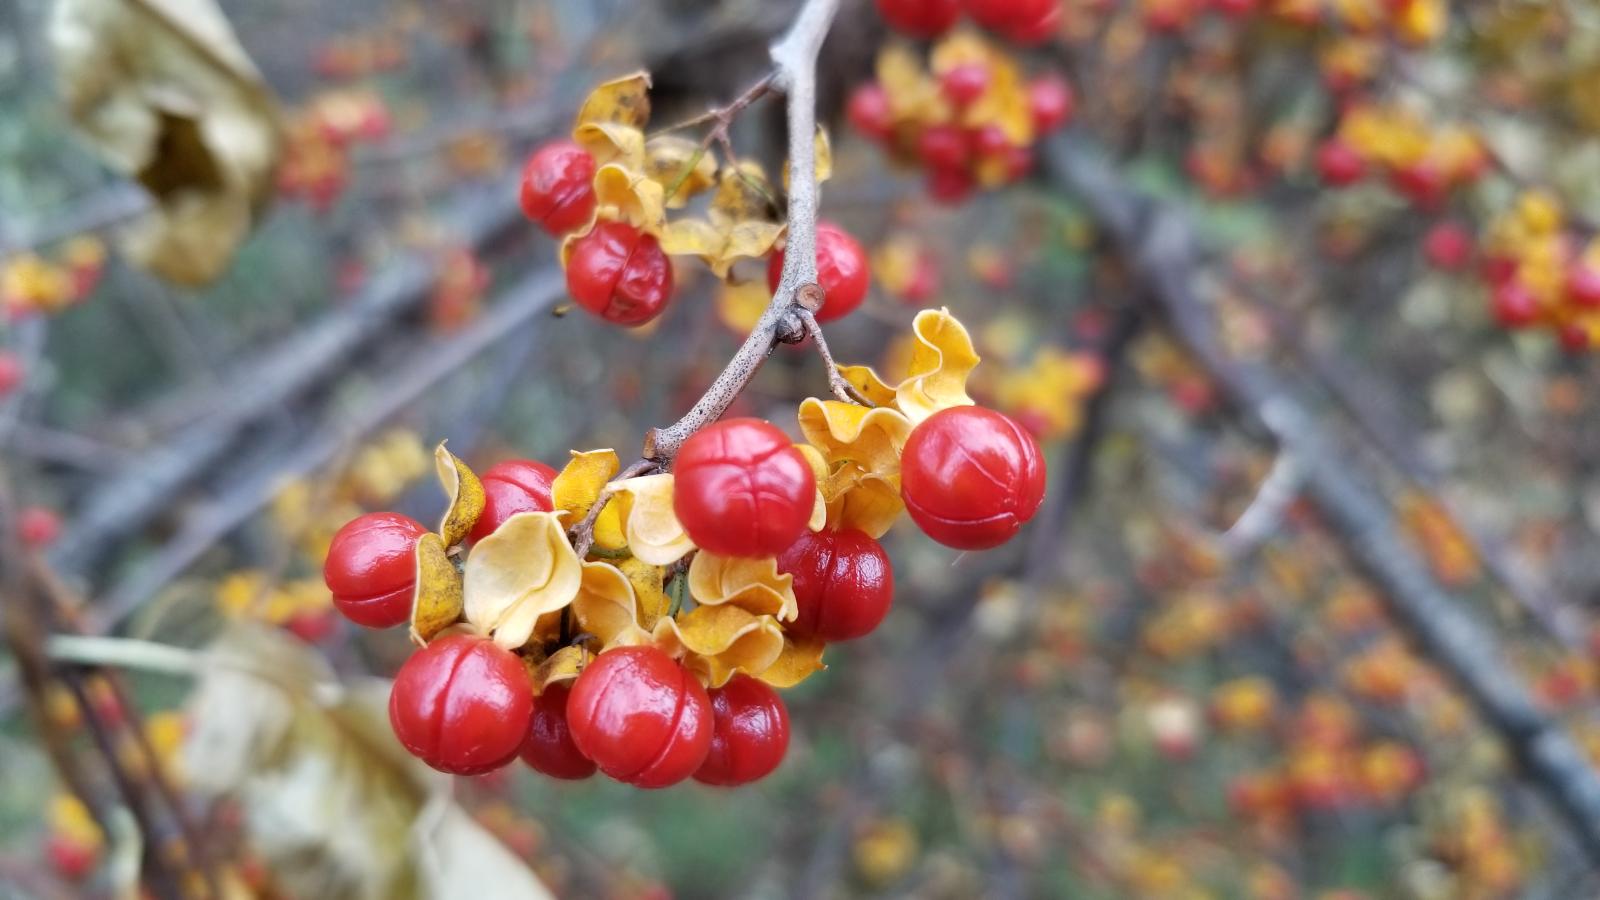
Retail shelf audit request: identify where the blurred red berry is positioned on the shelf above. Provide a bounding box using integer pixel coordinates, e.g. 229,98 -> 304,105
323,512 -> 427,628
876,0 -> 962,37
566,221 -> 674,326
519,140 -> 597,236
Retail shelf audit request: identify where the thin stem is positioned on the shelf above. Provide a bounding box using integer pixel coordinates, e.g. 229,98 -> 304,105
798,309 -> 873,406
45,635 -> 203,677
643,0 -> 841,462
568,458 -> 656,558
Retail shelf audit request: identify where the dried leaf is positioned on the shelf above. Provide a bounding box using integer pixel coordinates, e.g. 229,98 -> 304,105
618,557 -> 672,631
50,0 -> 282,286
409,533 -> 463,646
527,644 -> 593,694
462,512 -> 582,650
573,120 -> 646,170
644,135 -> 717,207
896,308 -> 980,424
551,449 -> 626,552
613,474 -> 694,565
570,560 -> 652,649
592,161 -> 665,232
796,444 -> 828,531
573,71 -> 651,131
754,635 -> 827,689
653,607 -> 785,688
687,552 -> 797,621
434,442 -> 484,547
797,399 -> 913,476
183,626 -> 556,899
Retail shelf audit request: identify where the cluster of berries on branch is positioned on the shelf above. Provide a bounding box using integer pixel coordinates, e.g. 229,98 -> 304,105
323,300 -> 1044,787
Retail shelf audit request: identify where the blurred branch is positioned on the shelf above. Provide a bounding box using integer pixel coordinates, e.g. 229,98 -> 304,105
1043,130 -> 1600,865
91,268 -> 566,631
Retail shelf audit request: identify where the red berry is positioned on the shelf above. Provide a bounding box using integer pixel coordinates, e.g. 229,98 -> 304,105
875,0 -> 962,37
1481,254 -> 1518,286
777,529 -> 894,642
0,352 -> 24,396
565,221 -> 674,326
847,83 -> 895,142
324,512 -> 427,628
566,645 -> 712,788
673,418 -> 816,558
694,675 -> 790,786
46,834 -> 97,881
388,635 -> 533,775
1389,159 -> 1447,210
470,459 -> 559,542
765,221 -> 870,323
926,166 -> 975,204
1315,139 -> 1365,187
999,144 -> 1035,182
1558,322 -> 1591,353
966,0 -> 1056,32
520,683 -> 596,780
17,506 -> 60,548
284,609 -> 337,644
1567,263 -> 1600,309
519,140 -> 597,236
1491,280 -> 1540,329
1002,2 -> 1062,44
940,63 -> 991,107
901,406 -> 1046,550
1028,75 -> 1076,133
917,124 -> 971,171
1422,222 -> 1473,271
969,124 -> 1014,159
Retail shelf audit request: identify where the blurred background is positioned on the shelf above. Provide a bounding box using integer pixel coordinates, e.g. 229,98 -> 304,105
4,0 -> 1600,897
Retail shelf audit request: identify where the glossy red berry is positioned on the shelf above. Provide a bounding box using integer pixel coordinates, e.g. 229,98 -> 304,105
901,406 -> 1046,550
1422,222 -> 1472,271
847,83 -> 895,142
694,675 -> 790,787
324,512 -> 427,628
566,645 -> 712,788
940,63 -> 991,107
519,140 -> 597,236
777,529 -> 894,642
520,683 -> 596,780
999,0 -> 1061,44
766,221 -> 870,323
471,459 -> 559,542
1491,280 -> 1540,329
1566,263 -> 1600,308
0,352 -> 23,396
917,124 -> 971,171
875,0 -> 961,37
674,418 -> 815,557
18,506 -> 61,548
566,221 -> 674,326
926,166 -> 975,204
1028,75 -> 1075,133
388,635 -> 533,775
1315,139 -> 1365,187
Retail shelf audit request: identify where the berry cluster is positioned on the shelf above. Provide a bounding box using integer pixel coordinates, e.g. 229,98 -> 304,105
516,74 -> 872,328
1476,190 -> 1600,352
323,308 -> 1043,786
277,91 -> 392,213
2,237 -> 105,319
1315,103 -> 1488,210
846,33 -> 1075,204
